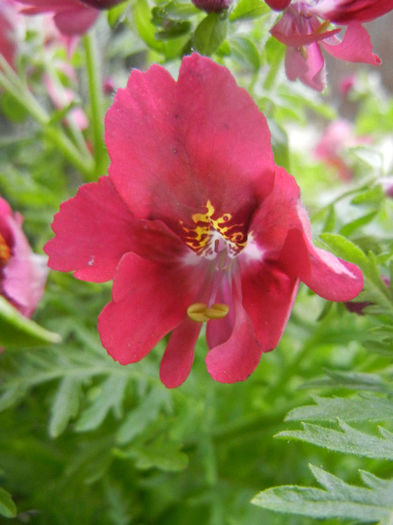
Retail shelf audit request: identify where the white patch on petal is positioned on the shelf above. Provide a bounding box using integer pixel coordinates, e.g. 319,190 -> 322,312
316,248 -> 356,278
182,249 -> 201,266
88,255 -> 95,267
241,234 -> 265,262
296,201 -> 312,239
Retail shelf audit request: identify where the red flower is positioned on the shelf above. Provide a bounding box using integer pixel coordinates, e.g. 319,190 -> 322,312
45,54 -> 363,387
312,0 -> 393,24
14,0 -> 100,36
271,1 -> 381,91
0,197 -> 47,317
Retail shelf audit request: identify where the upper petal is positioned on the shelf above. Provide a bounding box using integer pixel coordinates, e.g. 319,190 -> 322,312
313,0 -> 393,24
106,53 -> 275,230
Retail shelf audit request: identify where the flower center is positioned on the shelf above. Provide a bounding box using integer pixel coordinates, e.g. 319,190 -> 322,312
179,200 -> 247,259
0,233 -> 10,266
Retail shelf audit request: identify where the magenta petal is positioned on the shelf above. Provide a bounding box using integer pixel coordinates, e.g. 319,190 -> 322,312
322,22 -> 381,65
160,318 -> 202,388
53,6 -> 99,36
106,53 -> 274,227
206,275 -> 234,348
285,43 -> 326,91
241,260 -> 299,350
45,177 -> 136,282
205,288 -> 262,383
314,0 -> 393,24
98,253 -> 201,365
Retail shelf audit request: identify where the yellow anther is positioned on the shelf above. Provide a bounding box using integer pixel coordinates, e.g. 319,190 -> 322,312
205,303 -> 229,320
187,302 -> 229,323
0,234 -> 10,265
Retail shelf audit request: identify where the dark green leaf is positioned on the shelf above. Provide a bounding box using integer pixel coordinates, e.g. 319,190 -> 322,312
192,13 -> 228,55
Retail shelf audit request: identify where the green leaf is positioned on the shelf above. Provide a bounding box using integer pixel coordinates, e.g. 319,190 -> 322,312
252,465 -> 393,522
340,211 -> 378,237
116,388 -> 170,444
116,440 -> 189,472
277,420 -> 393,460
267,118 -> 290,170
75,376 -> 128,432
351,185 -> 385,205
0,295 -> 61,348
133,0 -> 164,52
229,0 -> 269,20
192,13 -> 228,56
285,395 -> 393,422
49,376 -> 81,438
107,1 -> 130,27
319,232 -> 368,268
228,36 -> 261,72
0,488 -> 17,518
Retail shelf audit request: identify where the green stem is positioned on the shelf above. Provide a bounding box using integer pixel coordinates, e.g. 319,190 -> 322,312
83,32 -> 107,177
0,58 -> 94,178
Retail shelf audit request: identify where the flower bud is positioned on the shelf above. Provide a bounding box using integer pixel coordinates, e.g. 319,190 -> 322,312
265,0 -> 291,10
192,0 -> 232,13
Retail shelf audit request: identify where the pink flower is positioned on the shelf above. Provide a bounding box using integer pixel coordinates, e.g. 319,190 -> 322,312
44,54 -> 363,387
0,198 -> 47,317
271,1 -> 381,91
0,0 -> 19,69
313,119 -> 371,180
14,0 -> 100,36
265,0 -> 292,10
312,0 -> 393,24
192,0 -> 232,12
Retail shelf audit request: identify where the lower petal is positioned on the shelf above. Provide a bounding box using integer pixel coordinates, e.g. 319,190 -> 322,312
160,318 -> 202,388
322,22 -> 381,65
205,286 -> 262,383
98,252 -> 201,365
241,260 -> 299,350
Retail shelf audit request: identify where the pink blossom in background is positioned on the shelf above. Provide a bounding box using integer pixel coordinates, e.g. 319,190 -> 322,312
339,74 -> 356,96
314,119 -> 371,181
270,1 -> 381,91
0,0 -> 19,69
0,198 -> 47,318
45,54 -> 363,387
312,0 -> 393,24
265,0 -> 292,10
14,0 -> 100,36
191,0 -> 233,12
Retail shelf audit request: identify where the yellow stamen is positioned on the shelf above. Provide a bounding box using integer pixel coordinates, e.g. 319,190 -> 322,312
205,303 -> 230,320
0,233 -> 10,264
187,302 -> 229,323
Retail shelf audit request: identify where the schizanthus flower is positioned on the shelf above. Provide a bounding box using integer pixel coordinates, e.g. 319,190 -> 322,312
270,0 -> 383,91
45,54 -> 363,387
0,0 -> 19,69
14,0 -> 126,37
0,197 -> 47,317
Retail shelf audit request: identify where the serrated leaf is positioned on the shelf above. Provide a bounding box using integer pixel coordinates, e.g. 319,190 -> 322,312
116,388 -> 170,444
0,488 -> 17,518
285,395 -> 393,422
192,13 -> 228,55
229,0 -> 269,20
75,376 -> 128,432
49,376 -> 81,438
252,465 -> 393,522
276,420 -> 393,460
0,295 -> 61,348
303,370 -> 390,393
116,440 -> 188,472
319,233 -> 368,268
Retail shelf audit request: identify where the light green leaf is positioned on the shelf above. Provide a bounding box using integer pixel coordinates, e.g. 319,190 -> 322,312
229,0 -> 269,20
340,211 -> 378,237
0,488 -> 17,518
193,13 -> 228,56
252,464 -> 393,522
116,440 -> 188,472
319,232 -> 368,268
0,296 -> 61,348
286,395 -> 393,422
229,36 -> 260,72
277,420 -> 393,460
133,0 -> 164,52
49,376 -> 81,438
75,376 -> 128,432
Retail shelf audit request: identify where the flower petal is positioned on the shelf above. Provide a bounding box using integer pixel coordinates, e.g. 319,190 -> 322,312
314,0 -> 393,24
205,286 -> 262,383
45,176 -> 186,282
98,252 -> 203,365
241,260 -> 299,350
53,6 -> 99,36
106,53 -> 274,228
160,318 -> 202,388
285,43 -> 326,91
322,22 -> 381,65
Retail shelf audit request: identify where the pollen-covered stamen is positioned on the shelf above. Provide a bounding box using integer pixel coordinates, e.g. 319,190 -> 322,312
180,200 -> 247,258
0,233 -> 10,265
187,302 -> 229,323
